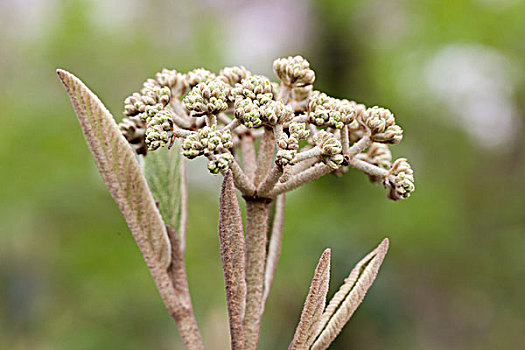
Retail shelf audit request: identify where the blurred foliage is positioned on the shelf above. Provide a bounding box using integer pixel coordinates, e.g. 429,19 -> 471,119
1,0 -> 525,349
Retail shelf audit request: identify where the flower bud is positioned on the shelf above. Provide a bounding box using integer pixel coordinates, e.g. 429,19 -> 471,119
273,55 -> 315,87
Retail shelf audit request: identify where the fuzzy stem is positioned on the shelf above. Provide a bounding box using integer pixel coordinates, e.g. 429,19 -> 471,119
166,226 -> 206,350
347,158 -> 389,178
243,199 -> 271,350
205,114 -> 217,127
224,118 -> 240,132
277,83 -> 292,103
254,127 -> 276,186
289,157 -> 318,176
229,158 -> 256,197
179,157 -> 188,254
347,135 -> 372,158
218,112 -> 233,125
341,126 -> 350,155
268,163 -> 333,197
293,147 -> 322,164
257,164 -> 284,197
240,133 -> 257,181
262,194 -> 286,311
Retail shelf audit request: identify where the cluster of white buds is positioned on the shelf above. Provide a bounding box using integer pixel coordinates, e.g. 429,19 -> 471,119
307,92 -> 357,129
186,68 -> 216,88
273,55 -> 315,87
155,68 -> 188,99
362,106 -> 403,144
183,79 -> 229,116
231,75 -> 293,128
276,122 -> 310,166
385,158 -> 415,200
120,55 -> 415,199
219,66 -> 251,87
314,131 -> 344,169
145,110 -> 174,151
357,143 -> 392,170
181,126 -> 233,174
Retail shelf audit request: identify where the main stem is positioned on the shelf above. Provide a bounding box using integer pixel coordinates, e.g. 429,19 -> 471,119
243,198 -> 271,350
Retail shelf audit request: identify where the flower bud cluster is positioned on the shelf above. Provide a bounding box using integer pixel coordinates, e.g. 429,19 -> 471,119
183,79 -> 229,116
273,55 -> 315,87
144,110 -> 174,151
120,56 -> 415,199
314,130 -> 344,169
180,126 -> 233,174
307,92 -> 358,129
118,115 -> 148,156
232,75 -> 293,128
186,68 -> 216,88
155,69 -> 188,98
123,83 -> 170,119
358,143 -> 392,169
276,122 -> 310,166
219,66 -> 251,86
385,158 -> 415,200
362,106 -> 403,144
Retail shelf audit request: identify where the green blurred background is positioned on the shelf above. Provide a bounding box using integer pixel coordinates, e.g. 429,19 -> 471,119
1,0 -> 525,349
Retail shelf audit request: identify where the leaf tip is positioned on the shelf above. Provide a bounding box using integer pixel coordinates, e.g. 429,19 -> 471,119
379,237 -> 389,252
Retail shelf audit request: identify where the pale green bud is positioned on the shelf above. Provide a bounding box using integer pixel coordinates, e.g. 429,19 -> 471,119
145,110 -> 174,151
276,149 -> 296,166
156,69 -> 188,98
183,79 -> 229,116
219,66 -> 251,86
314,130 -> 344,169
273,55 -> 315,87
386,158 -> 415,200
234,98 -> 262,128
186,68 -> 216,88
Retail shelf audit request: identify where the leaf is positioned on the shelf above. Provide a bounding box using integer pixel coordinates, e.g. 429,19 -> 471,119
144,143 -> 181,230
289,249 -> 331,350
262,194 -> 286,309
57,69 -> 171,270
219,170 -> 247,350
309,238 -> 389,350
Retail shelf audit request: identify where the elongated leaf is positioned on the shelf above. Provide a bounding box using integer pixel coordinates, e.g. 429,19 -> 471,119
310,238 -> 389,350
144,143 -> 181,230
219,170 -> 247,350
289,249 -> 331,350
57,69 -> 171,269
262,194 -> 286,309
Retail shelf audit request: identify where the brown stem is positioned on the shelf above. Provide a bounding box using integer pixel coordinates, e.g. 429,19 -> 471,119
240,133 -> 257,181
254,127 -> 275,186
257,164 -> 284,197
166,226 -> 206,350
243,199 -> 271,350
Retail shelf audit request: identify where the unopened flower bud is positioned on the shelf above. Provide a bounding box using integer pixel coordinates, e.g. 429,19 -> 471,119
183,79 -> 229,116
219,66 -> 251,86
273,55 -> 315,87
385,158 -> 415,200
186,68 -> 216,88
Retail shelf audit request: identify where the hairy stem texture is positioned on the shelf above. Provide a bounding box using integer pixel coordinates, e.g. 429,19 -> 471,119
243,199 -> 271,350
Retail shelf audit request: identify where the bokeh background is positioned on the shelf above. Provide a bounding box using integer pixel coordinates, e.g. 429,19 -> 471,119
1,0 -> 525,349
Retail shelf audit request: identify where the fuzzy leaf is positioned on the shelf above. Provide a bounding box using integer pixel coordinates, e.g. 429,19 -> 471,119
310,238 -> 389,350
219,170 -> 247,350
289,249 -> 331,350
144,143 -> 181,230
57,69 -> 171,269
